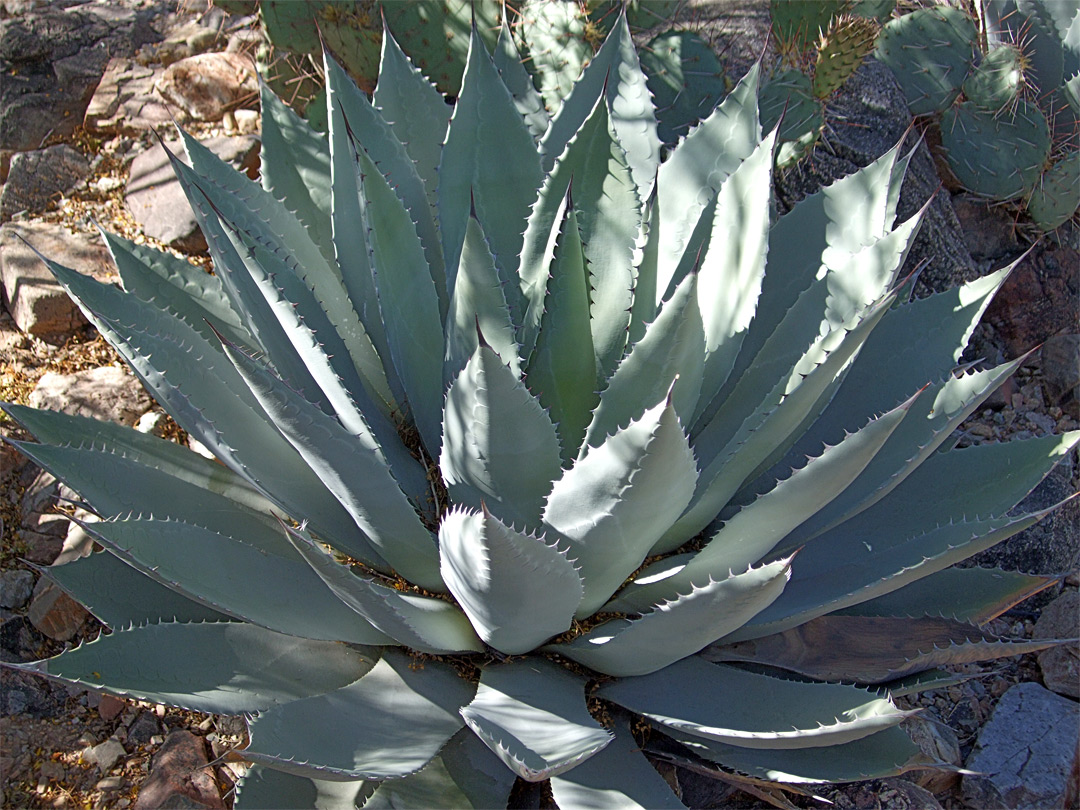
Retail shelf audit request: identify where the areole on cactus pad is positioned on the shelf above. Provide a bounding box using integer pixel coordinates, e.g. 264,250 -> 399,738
2,10 -> 1076,809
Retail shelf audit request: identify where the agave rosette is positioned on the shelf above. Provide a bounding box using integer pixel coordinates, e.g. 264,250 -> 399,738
4,13 -> 1077,809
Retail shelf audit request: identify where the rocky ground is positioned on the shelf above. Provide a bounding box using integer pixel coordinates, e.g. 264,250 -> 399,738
0,1 -> 1077,809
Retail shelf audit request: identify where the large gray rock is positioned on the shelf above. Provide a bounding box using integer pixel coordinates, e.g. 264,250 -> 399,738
0,3 -> 160,152
1,220 -> 117,341
963,681 -> 1080,810
125,134 -> 259,251
28,365 -> 152,425
1034,589 -> 1080,699
83,57 -> 173,134
0,144 -> 88,221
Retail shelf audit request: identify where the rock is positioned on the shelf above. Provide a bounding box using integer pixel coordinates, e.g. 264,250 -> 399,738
125,134 -> 259,251
774,58 -> 980,297
127,711 -> 163,746
0,665 -> 68,717
26,577 -> 89,641
985,232 -> 1080,357
1034,589 -> 1080,699
951,194 -> 1022,264
820,778 -> 943,810
133,729 -> 224,810
82,738 -> 126,774
21,531 -> 64,565
98,693 -> 126,722
155,52 -> 257,122
1042,334 -> 1080,419
136,19 -> 219,67
0,144 -> 89,221
84,58 -> 173,134
903,713 -> 963,794
0,3 -> 160,152
29,366 -> 152,425
0,220 -> 117,341
0,570 -> 34,609
963,681 -> 1080,810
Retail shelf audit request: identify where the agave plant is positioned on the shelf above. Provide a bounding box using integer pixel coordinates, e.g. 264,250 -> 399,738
4,13 -> 1076,809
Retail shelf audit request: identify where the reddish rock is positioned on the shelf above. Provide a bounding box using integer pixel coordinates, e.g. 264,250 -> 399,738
155,52 -> 257,122
1035,589 -> 1080,699
98,694 -> 126,722
26,578 -> 89,641
134,729 -> 224,810
0,221 -> 117,342
84,58 -> 173,134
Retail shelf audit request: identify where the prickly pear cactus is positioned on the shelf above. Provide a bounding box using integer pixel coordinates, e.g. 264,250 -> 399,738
760,69 -> 825,166
813,14 -> 878,99
962,44 -> 1027,112
640,30 -> 728,144
1027,150 -> 1080,230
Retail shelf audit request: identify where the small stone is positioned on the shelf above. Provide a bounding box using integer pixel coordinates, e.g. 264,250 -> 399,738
29,366 -> 152,425
127,711 -> 162,746
26,577 -> 89,641
96,776 -> 123,792
0,144 -> 89,221
133,729 -> 224,810
902,712 -> 962,794
82,738 -> 126,774
156,52 -> 257,122
232,109 -> 259,135
39,759 -> 65,782
963,681 -> 1080,809
1034,589 -> 1080,698
0,570 -> 35,609
135,410 -> 169,436
98,693 -> 126,722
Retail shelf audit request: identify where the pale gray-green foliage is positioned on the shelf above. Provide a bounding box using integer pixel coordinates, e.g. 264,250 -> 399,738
4,13 -> 1077,810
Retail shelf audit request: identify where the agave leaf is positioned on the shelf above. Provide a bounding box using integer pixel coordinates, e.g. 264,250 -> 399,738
835,567 -> 1056,625
597,657 -> 914,750
460,659 -> 614,782
84,517 -> 396,646
583,271 -> 705,453
667,725 -> 928,784
692,129 -> 777,420
705,614 -> 1067,683
653,63 -> 761,302
43,550 -> 229,629
493,14 -> 550,141
364,729 -> 517,810
244,651 -> 475,780
881,669 -> 970,698
40,261 -> 373,555
351,135 -> 446,458
544,394 -> 698,618
730,502 -> 1072,643
221,340 -> 443,592
259,79 -> 332,258
177,133 -> 391,421
665,290 -> 897,552
525,196 -> 600,463
0,403 -> 271,515
439,506 -> 582,654
373,25 -> 452,221
444,214 -> 521,380
285,528 -> 484,655
14,621 -> 375,715
234,766 -> 371,810
549,716 -> 687,810
550,556 -> 791,677
442,345 -> 562,531
102,229 -> 252,351
539,12 -> 660,197
628,183 -> 661,346
439,23 -> 542,304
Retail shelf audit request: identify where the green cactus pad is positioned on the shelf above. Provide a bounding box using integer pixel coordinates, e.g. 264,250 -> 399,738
520,0 -> 595,110
813,14 -> 878,99
851,0 -> 895,22
589,0 -> 681,33
641,30 -> 727,145
963,45 -> 1025,112
770,0 -> 851,56
940,99 -> 1051,200
760,69 -> 824,166
875,6 -> 977,115
1027,150 -> 1080,230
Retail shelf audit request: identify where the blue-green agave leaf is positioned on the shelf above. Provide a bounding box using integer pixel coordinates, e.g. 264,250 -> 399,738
82,517 -> 394,646
244,651 -> 475,780
550,555 -> 791,676
493,14 -> 550,141
544,393 -> 698,617
597,657 -> 914,750
15,621 -> 376,715
221,340 -> 443,592
442,344 -> 562,530
439,506 -> 582,654
234,766 -> 371,810
284,527 -> 483,655
822,137 -> 913,255
439,23 -> 542,303
549,715 -> 687,810
460,658 -> 613,782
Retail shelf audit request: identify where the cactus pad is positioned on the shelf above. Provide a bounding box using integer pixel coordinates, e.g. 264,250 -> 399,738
963,45 -> 1026,112
1027,150 -> 1080,230
940,99 -> 1052,200
813,14 -> 878,99
770,0 -> 851,57
519,0 -> 595,110
760,69 -> 825,166
640,30 -> 727,145
875,6 -> 977,115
